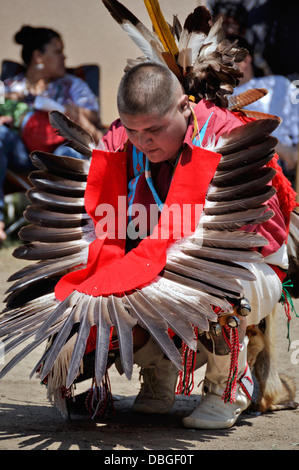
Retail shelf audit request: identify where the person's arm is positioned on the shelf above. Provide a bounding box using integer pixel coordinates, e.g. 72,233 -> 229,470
276,142 -> 298,171
64,103 -> 104,144
65,76 -> 104,143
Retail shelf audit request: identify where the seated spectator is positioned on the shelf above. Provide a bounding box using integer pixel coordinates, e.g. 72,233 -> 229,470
207,0 -> 249,38
208,0 -> 299,79
232,37 -> 299,189
0,25 -> 102,243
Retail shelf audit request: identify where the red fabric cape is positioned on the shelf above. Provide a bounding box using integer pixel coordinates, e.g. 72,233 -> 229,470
55,146 -> 221,301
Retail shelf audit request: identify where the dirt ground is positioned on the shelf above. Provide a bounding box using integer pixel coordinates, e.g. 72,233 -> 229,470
0,243 -> 298,452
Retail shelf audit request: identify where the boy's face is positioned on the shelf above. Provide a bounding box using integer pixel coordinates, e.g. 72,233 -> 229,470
119,94 -> 191,163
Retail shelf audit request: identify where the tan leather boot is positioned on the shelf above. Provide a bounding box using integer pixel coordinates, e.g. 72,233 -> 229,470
132,336 -> 180,414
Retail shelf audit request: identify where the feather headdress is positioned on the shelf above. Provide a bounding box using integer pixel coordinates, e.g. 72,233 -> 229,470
103,0 -> 248,106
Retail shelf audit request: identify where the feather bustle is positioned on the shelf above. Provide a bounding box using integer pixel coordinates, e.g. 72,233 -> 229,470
94,296 -> 113,384
107,295 -> 136,379
228,88 -> 268,110
49,111 -> 96,158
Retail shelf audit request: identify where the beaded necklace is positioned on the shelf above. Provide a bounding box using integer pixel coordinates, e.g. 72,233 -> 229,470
143,109 -> 213,211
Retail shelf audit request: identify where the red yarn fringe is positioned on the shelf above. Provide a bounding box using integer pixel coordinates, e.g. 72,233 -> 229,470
266,154 -> 298,229
176,328 -> 198,396
85,373 -> 115,420
221,325 -> 240,403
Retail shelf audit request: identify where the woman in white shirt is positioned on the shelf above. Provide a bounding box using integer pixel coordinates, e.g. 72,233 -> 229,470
0,25 -> 101,242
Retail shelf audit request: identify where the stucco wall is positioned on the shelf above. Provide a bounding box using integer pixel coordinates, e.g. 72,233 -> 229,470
0,0 -> 200,124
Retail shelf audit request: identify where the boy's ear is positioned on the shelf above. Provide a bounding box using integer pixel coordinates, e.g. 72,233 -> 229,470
178,94 -> 192,117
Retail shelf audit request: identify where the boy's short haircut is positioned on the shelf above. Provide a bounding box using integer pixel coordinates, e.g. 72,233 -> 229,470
117,62 -> 181,117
